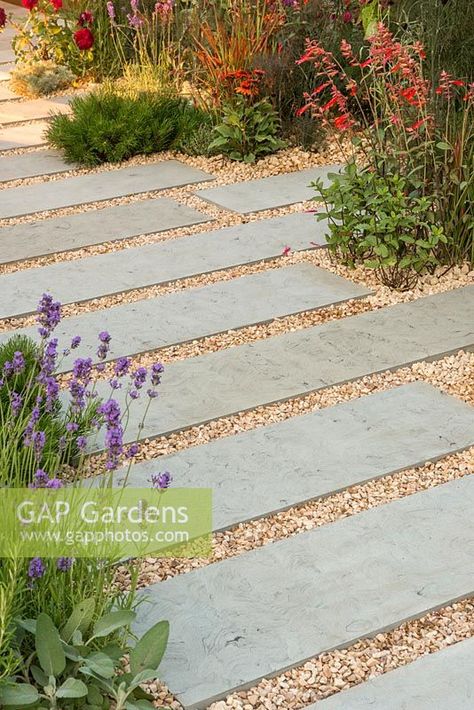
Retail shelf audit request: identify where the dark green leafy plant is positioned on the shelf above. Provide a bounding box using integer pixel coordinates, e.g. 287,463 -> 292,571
47,91 -> 212,166
209,96 -> 285,162
0,602 -> 168,709
313,163 -> 448,289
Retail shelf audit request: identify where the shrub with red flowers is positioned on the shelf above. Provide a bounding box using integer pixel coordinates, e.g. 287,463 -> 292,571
74,27 -> 94,51
299,22 -> 474,281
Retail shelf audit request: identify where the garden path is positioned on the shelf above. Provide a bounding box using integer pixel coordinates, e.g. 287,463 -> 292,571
0,24 -> 473,708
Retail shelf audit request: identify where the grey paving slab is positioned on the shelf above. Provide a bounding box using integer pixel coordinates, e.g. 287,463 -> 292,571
0,120 -> 47,150
0,197 -> 210,263
0,49 -> 15,64
0,212 -> 323,315
0,64 -> 15,82
0,159 -> 214,218
0,149 -> 71,184
311,637 -> 474,710
195,164 -> 343,214
106,383 -> 474,531
91,286 -> 474,445
0,94 -> 72,124
2,264 -> 369,369
0,84 -> 17,101
133,476 -> 474,709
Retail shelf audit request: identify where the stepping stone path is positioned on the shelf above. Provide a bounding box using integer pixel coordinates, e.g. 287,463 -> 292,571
133,477 -> 474,709
107,383 -> 474,531
0,149 -> 72,184
0,94 -> 72,124
3,264 -> 370,370
312,636 -> 474,709
196,164 -> 343,213
0,120 -> 48,150
0,197 -> 210,264
0,160 -> 214,218
1,72 -> 474,710
91,286 -> 474,444
0,212 -> 322,314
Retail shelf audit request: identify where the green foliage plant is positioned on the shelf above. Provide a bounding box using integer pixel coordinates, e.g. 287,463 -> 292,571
9,61 -> 74,98
209,96 -> 285,162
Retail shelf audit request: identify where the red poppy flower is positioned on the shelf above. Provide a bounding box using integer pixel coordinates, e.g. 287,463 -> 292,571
50,0 -> 62,10
21,0 -> 38,10
0,7 -> 6,26
74,27 -> 94,50
78,10 -> 94,26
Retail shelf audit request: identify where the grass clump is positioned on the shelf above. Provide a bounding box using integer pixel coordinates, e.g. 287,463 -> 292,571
10,61 -> 75,98
46,90 -> 211,166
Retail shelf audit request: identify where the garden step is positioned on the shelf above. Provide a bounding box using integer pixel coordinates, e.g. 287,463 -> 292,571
0,120 -> 47,150
0,149 -> 71,183
1,264 -> 370,368
311,637 -> 474,710
0,84 -> 17,101
0,212 -> 322,315
106,383 -> 474,532
133,476 -> 474,709
0,197 -> 210,264
0,93 -> 72,124
195,164 -> 342,214
0,64 -> 14,82
0,49 -> 15,63
91,286 -> 474,445
0,159 -> 214,218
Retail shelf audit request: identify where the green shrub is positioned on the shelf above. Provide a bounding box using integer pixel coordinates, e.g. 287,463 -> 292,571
46,90 -> 211,166
9,61 -> 75,98
313,163 -> 447,290
209,97 -> 285,162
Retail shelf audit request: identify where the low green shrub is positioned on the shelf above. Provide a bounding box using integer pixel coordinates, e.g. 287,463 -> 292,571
9,61 -> 75,98
209,97 -> 285,162
46,91 -> 211,166
0,604 -> 168,709
313,163 -> 447,290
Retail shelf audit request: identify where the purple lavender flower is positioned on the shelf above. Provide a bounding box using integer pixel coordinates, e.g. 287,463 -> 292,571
150,362 -> 164,386
3,361 -> 13,378
38,338 -> 58,381
71,336 -> 81,349
147,388 -> 159,398
98,399 -> 121,424
69,379 -> 86,412
28,557 -> 46,579
59,435 -> 67,451
99,399 -> 123,470
114,357 -> 131,378
76,435 -> 87,450
33,431 -> 46,459
37,294 -> 61,339
132,367 -> 147,390
23,405 -> 40,447
129,389 -> 139,400
109,378 -> 122,390
97,331 -> 112,361
66,421 -> 79,433
29,469 -> 50,488
56,557 -> 74,572
150,471 -> 172,489
46,477 -> 63,489
10,391 -> 22,417
126,442 -> 140,458
12,351 -> 25,374
127,11 -> 143,26
72,357 -> 93,382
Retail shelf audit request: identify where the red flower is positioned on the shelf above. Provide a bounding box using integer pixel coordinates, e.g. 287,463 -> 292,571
21,0 -> 38,9
78,10 -> 93,26
50,0 -> 62,10
0,6 -> 6,26
74,27 -> 94,50
342,10 -> 352,23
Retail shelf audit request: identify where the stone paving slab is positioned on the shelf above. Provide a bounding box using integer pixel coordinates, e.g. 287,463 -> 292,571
2,264 -> 369,369
0,94 -> 72,124
0,64 -> 15,82
195,164 -> 342,214
0,197 -> 210,263
91,286 -> 474,445
0,49 -> 15,64
107,383 -> 474,531
0,213 -> 323,315
312,637 -> 474,710
0,84 -> 17,101
0,148 -> 71,184
0,120 -> 47,150
133,476 -> 474,709
0,159 -> 214,218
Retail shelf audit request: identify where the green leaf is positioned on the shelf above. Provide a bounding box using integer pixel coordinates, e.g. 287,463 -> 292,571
30,664 -> 49,687
436,141 -> 451,151
36,613 -> 66,677
92,609 -> 136,639
129,620 -> 169,676
0,683 -> 39,706
87,684 -> 104,705
62,597 -> 95,643
84,652 -> 116,679
125,700 -> 155,710
15,618 -> 36,635
56,678 -> 89,699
